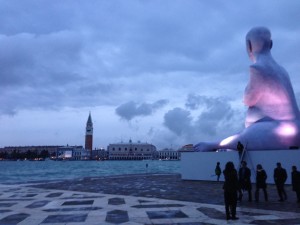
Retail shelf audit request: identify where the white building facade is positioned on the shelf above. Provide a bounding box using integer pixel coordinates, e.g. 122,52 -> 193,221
56,146 -> 90,160
158,150 -> 181,160
107,140 -> 157,160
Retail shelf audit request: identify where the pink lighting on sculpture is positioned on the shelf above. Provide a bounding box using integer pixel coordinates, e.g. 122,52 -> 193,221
220,135 -> 238,146
195,27 -> 300,151
275,122 -> 297,137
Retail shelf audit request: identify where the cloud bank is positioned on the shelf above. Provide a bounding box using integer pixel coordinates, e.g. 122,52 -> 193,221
0,0 -> 300,149
116,100 -> 168,120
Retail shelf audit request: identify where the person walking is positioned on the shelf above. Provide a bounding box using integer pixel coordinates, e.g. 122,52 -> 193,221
223,161 -> 239,220
255,164 -> 268,202
291,165 -> 300,203
238,161 -> 252,202
274,162 -> 288,202
215,162 -> 221,181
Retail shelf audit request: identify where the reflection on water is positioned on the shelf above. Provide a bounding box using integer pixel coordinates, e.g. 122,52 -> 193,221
0,160 -> 180,184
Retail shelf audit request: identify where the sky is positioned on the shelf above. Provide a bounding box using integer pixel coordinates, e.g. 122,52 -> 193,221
1,1 -> 300,150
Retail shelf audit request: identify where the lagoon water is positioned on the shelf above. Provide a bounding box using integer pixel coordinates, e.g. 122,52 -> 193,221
0,160 -> 180,184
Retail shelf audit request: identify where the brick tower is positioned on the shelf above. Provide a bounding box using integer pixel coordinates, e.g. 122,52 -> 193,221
85,112 -> 93,158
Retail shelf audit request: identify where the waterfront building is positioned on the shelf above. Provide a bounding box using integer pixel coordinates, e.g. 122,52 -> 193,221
0,146 -> 61,158
107,139 -> 157,160
56,146 -> 89,160
91,148 -> 109,160
158,149 -> 181,160
85,112 -> 93,158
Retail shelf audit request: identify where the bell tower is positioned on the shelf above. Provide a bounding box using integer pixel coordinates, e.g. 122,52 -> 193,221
85,112 -> 93,158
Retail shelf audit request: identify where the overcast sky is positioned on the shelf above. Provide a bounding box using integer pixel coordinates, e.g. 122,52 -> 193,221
1,1 -> 300,150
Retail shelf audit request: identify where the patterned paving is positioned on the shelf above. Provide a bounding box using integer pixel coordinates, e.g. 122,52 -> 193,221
1,184 -> 300,225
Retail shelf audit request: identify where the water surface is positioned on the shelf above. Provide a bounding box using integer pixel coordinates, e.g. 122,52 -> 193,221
0,160 -> 180,184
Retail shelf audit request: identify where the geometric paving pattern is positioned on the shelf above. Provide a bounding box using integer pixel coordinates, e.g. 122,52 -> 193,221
41,214 -> 88,223
197,207 -> 226,220
1,184 -> 300,224
106,209 -> 129,223
62,200 -> 94,206
132,203 -> 185,208
108,197 -> 125,205
0,202 -> 17,207
147,210 -> 188,219
43,206 -> 102,212
26,200 -> 51,208
0,213 -> 30,225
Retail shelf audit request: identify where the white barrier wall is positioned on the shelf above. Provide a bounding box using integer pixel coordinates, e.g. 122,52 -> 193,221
180,150 -> 300,184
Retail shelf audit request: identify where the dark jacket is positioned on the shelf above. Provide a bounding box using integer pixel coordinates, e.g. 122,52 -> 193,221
292,171 -> 300,191
239,166 -> 252,190
256,169 -> 267,189
223,169 -> 239,193
274,167 -> 287,184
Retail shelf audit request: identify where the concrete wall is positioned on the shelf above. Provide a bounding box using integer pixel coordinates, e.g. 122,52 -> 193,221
180,150 -> 300,184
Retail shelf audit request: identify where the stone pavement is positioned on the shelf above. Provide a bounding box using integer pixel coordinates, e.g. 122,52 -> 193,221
1,173 -> 300,224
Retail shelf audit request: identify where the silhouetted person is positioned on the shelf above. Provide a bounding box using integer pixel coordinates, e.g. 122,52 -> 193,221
255,164 -> 268,202
238,161 -> 252,202
274,162 -> 287,201
223,161 -> 239,220
237,141 -> 244,158
291,165 -> 300,203
215,162 -> 221,181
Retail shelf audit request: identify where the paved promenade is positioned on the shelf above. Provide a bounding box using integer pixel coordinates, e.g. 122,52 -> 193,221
1,173 -> 300,224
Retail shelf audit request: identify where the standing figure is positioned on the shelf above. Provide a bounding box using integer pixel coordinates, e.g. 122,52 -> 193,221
215,162 -> 221,181
194,27 -> 300,152
237,141 -> 244,159
255,164 -> 268,202
274,162 -> 288,201
223,161 -> 239,220
238,161 -> 252,202
291,165 -> 300,203
244,27 -> 300,128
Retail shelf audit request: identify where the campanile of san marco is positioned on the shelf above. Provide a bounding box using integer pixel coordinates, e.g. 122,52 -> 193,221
85,112 -> 93,158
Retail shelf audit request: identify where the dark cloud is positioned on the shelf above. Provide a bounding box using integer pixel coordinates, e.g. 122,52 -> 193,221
185,94 -> 232,112
163,108 -> 192,136
115,100 -> 168,120
194,98 -> 235,136
164,94 -> 244,145
185,94 -> 205,110
1,1 -> 300,116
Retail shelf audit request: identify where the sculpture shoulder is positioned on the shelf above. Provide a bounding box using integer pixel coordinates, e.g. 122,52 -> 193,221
248,64 -> 266,83
249,63 -> 275,81
249,64 -> 265,74
250,59 -> 289,78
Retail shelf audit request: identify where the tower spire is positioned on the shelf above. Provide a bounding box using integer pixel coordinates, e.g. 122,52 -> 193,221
87,111 -> 92,124
85,112 -> 93,159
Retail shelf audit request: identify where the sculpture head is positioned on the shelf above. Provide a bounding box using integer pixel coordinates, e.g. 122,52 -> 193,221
246,27 -> 273,61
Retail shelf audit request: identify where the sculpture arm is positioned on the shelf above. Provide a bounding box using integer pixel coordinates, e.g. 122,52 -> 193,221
244,66 -> 264,106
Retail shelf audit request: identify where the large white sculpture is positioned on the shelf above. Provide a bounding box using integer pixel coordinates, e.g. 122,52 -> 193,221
195,27 -> 300,151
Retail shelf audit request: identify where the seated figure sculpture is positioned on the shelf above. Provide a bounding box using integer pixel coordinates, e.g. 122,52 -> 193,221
195,27 -> 300,151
